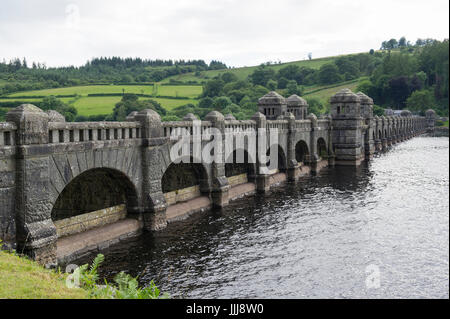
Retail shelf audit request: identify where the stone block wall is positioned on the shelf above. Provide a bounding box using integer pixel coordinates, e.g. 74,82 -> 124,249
54,204 -> 127,238
164,185 -> 202,206
227,173 -> 248,187
0,123 -> 16,248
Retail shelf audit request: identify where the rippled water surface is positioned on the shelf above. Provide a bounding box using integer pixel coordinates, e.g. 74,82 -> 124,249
74,136 -> 449,298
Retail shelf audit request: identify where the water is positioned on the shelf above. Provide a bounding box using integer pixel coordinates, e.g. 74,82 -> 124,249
73,136 -> 449,298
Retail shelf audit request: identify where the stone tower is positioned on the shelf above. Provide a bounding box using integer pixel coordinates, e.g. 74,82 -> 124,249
257,91 -> 287,120
425,109 -> 437,131
330,89 -> 365,166
357,92 -> 375,159
286,95 -> 308,120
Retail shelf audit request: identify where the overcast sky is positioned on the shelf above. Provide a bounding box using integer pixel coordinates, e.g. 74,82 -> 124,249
0,0 -> 448,67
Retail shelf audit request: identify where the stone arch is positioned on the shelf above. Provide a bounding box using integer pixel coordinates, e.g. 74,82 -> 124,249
51,167 -> 139,222
266,144 -> 287,172
225,149 -> 256,179
295,140 -> 309,163
317,137 -> 328,158
161,158 -> 209,194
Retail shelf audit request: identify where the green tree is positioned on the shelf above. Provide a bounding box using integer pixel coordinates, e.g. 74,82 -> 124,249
112,94 -> 166,121
213,96 -> 232,110
417,39 -> 449,100
406,89 -> 435,114
286,80 -> 300,95
318,63 -> 342,85
399,37 -> 407,47
266,79 -> 278,90
250,66 -> 276,86
203,78 -> 224,97
198,97 -> 214,108
387,38 -> 398,50
277,77 -> 289,89
373,104 -> 385,116
40,96 -> 77,121
120,74 -> 134,83
335,57 -> 360,80
305,97 -> 325,116
221,72 -> 238,83
356,80 -> 378,99
277,65 -> 300,81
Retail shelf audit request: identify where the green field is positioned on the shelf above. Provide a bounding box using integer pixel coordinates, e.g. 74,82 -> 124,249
0,78 -> 363,118
161,55 -> 352,83
1,85 -> 202,117
73,96 -> 122,116
7,84 -> 202,99
0,96 -> 198,117
74,96 -> 198,116
157,85 -> 202,98
304,79 -> 363,101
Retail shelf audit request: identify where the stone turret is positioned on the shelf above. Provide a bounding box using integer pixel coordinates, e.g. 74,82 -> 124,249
330,88 -> 361,118
356,92 -> 373,119
5,104 -> 56,265
286,94 -> 308,120
401,110 -> 412,117
46,110 -> 66,123
330,89 -> 364,165
384,108 -> 394,116
6,104 -> 50,145
224,114 -> 236,121
356,92 -> 375,159
183,113 -> 198,121
126,111 -> 138,121
135,109 -> 162,138
425,109 -> 437,131
257,91 -> 287,120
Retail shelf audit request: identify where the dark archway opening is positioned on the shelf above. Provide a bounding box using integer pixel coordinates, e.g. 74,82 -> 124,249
51,168 -> 138,222
295,140 -> 309,164
317,138 -> 328,159
161,160 -> 208,194
225,149 -> 255,180
266,145 -> 287,172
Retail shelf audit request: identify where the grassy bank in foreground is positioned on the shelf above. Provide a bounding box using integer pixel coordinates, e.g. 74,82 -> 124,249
0,249 -> 88,299
0,249 -> 169,299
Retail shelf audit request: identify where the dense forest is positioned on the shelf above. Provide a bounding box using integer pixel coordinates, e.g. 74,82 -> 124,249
161,37 -> 448,121
0,57 -> 227,95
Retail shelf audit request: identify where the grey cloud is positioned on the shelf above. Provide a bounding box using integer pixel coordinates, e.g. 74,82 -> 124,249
0,0 -> 448,67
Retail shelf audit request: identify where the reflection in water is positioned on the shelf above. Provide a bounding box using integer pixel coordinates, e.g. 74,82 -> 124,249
73,137 -> 449,298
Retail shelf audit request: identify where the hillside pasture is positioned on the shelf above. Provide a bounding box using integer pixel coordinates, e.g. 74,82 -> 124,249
162,56 -> 341,83
2,84 -> 202,117
73,96 -> 198,116
6,84 -> 203,99
304,80 -> 362,101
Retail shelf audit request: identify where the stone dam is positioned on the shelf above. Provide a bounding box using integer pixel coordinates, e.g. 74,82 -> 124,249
0,89 -> 436,266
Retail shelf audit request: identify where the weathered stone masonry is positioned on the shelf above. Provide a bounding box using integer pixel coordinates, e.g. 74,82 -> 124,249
0,89 -> 432,265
